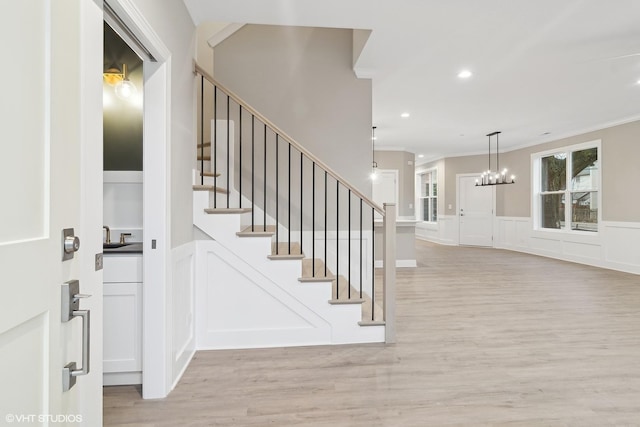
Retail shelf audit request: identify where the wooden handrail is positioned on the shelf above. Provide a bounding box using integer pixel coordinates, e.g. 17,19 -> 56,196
194,62 -> 384,215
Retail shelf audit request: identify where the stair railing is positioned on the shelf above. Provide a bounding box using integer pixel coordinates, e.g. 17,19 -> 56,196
194,62 -> 396,342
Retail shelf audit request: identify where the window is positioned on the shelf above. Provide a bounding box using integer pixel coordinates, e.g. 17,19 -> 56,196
534,143 -> 599,232
418,170 -> 437,222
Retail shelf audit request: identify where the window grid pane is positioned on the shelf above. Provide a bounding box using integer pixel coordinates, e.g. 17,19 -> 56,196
571,191 -> 597,232
541,155 -> 566,192
541,193 -> 565,229
571,148 -> 598,191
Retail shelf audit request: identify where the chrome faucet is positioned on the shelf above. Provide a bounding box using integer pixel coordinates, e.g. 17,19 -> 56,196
103,226 -> 111,244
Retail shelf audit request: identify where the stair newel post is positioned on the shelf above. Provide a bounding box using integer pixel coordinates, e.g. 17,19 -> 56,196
213,85 -> 217,208
263,124 -> 267,232
371,207 -> 375,321
226,95 -> 230,208
382,203 -> 396,343
275,134 -> 279,254
199,75 -> 204,186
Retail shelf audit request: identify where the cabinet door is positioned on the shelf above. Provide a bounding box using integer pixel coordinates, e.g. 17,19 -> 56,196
103,282 -> 142,374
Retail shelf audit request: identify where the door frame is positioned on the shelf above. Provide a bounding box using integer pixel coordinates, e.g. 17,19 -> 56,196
104,0 -> 172,399
456,173 -> 495,246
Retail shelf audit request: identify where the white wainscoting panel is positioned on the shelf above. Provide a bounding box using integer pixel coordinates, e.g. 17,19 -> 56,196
170,242 -> 196,389
492,217 -> 640,275
415,215 -> 457,245
602,222 -> 640,272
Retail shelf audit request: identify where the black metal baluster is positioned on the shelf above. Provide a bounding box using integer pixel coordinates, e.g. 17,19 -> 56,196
213,86 -> 217,208
275,135 -> 279,255
199,76 -> 204,186
324,171 -> 327,277
239,105 -> 242,208
359,198 -> 363,299
300,152 -> 303,256
263,124 -> 267,231
226,95 -> 230,208
348,190 -> 351,299
371,207 -> 375,321
251,115 -> 255,231
288,144 -> 291,254
312,162 -> 315,277
336,180 -> 339,300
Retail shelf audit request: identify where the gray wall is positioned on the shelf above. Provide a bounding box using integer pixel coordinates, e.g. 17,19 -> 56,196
439,120 -> 640,221
214,24 -> 373,197
131,0 -> 196,248
375,150 -> 416,217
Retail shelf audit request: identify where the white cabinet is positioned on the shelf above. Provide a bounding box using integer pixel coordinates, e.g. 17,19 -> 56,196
103,254 -> 142,386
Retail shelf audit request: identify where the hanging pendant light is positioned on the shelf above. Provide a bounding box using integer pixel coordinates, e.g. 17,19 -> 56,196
370,126 -> 378,180
114,63 -> 137,100
476,131 -> 516,186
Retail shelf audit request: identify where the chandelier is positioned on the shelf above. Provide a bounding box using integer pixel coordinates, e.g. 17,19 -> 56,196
476,131 -> 515,186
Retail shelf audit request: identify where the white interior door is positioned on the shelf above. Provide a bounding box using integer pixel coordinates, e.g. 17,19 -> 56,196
0,1 -> 101,424
372,170 -> 398,217
458,175 -> 494,246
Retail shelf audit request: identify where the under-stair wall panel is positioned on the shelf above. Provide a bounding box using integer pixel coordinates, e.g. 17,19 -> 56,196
196,240 -> 331,349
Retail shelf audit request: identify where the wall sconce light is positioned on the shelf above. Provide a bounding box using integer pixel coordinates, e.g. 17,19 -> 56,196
103,63 -> 137,100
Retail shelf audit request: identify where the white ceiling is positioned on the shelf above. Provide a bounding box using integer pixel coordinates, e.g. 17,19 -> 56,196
183,0 -> 640,162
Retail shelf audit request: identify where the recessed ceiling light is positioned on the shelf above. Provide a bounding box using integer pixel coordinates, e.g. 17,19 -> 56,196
418,154 -> 424,158
458,70 -> 472,79
401,112 -> 410,118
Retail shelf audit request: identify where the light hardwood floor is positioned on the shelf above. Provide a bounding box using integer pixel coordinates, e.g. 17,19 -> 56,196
104,240 -> 640,426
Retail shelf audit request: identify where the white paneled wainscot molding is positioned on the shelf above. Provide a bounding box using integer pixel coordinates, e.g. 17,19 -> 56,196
170,242 -> 197,389
494,217 -> 640,275
415,215 -> 458,246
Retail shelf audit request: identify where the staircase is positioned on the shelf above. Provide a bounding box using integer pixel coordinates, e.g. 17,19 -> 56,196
192,63 -> 396,349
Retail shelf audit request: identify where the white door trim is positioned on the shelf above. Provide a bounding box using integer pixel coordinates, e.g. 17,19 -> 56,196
105,0 -> 172,399
456,173 -> 496,246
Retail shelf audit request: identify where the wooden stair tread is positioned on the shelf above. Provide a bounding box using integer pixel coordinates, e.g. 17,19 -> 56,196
270,242 -> 302,255
192,185 -> 228,193
197,142 -> 211,148
197,155 -> 211,161
200,171 -> 221,177
205,207 -> 252,214
236,225 -> 276,237
300,258 -> 334,280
